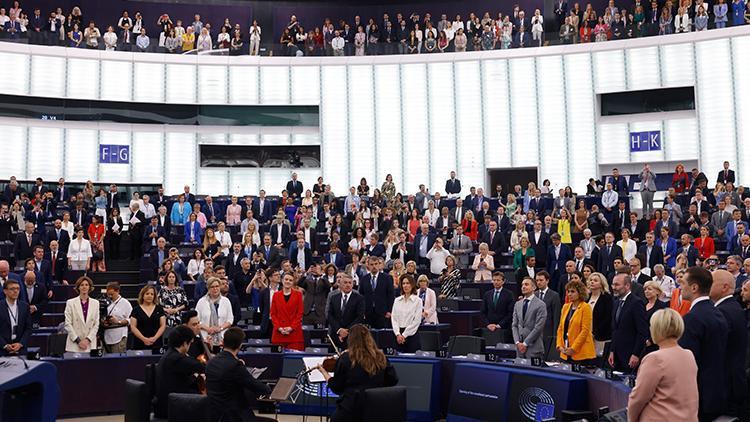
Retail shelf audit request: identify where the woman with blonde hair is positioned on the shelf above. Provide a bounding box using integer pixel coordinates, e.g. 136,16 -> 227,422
389,259 -> 405,288
196,277 -> 234,352
557,280 -> 596,364
587,272 -> 613,358
628,308 -> 698,420
472,242 -> 494,281
130,285 -> 167,352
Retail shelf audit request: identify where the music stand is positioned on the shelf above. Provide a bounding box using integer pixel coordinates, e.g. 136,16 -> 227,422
263,377 -> 297,421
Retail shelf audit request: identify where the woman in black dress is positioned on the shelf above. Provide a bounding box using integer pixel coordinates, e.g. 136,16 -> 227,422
316,325 -> 398,422
130,285 -> 167,352
106,207 -> 123,259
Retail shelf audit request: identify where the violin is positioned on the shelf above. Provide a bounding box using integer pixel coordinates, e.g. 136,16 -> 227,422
196,340 -> 214,395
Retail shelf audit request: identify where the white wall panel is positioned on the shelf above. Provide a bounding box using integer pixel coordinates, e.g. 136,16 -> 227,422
626,47 -> 660,88
593,50 -> 626,93
260,66 -> 290,104
565,53 -> 597,191
348,65 -> 376,188
291,66 -> 320,105
661,43 -> 695,87
401,63 -> 429,194
732,35 -> 750,184
165,132 -> 196,193
229,133 -> 259,144
2,125 -> 26,179
100,60 -> 132,101
198,133 -> 228,145
30,56 -> 65,97
67,58 -> 99,99
261,134 -> 291,145
166,64 -> 196,103
133,62 -> 165,103
0,53 -> 29,95
65,129 -> 98,181
374,64 -> 403,189
229,66 -> 259,104
665,118 -> 699,162
537,56 -> 568,188
198,169 -> 228,196
28,127 -> 63,180
198,65 -> 228,103
428,62 -> 456,193
99,130 -> 131,182
229,169 -> 260,195
597,123 -> 629,164
454,61 -> 483,192
509,57 -> 538,168
132,131 -> 164,183
320,65 -> 348,193
260,171 -> 292,197
482,59 -> 512,169
695,38 -> 736,178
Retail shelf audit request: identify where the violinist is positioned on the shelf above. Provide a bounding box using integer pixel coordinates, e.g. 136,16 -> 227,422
206,327 -> 271,422
154,325 -> 205,419
316,324 -> 398,422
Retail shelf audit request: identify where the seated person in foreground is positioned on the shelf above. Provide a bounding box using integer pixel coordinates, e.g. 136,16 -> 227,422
155,325 -> 206,419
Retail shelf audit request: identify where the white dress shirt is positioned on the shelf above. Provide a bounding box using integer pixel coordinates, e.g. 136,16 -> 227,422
104,296 -> 133,345
391,294 -> 423,338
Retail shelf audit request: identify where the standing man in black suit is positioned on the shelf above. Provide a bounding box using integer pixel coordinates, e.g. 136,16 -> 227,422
223,242 -> 247,280
413,223 -> 437,269
546,233 -> 572,291
20,271 -> 47,327
445,171 -> 462,197
47,218 -> 71,253
182,185 -> 196,206
30,178 -> 48,198
598,232 -> 623,280
48,240 -> 68,286
258,269 -> 281,338
481,220 -> 506,269
535,271 -> 561,361
637,231 -> 663,273
529,220 -> 550,268
710,270 -> 748,419
128,203 -> 146,260
479,272 -> 515,342
608,272 -> 649,373
678,267 -> 729,421
327,274 -> 366,349
106,184 -> 119,212
718,161 -> 736,185
286,172 -> 304,199
14,222 -> 42,265
143,216 -> 166,253
205,327 -> 271,422
358,257 -> 394,329
31,246 -> 53,298
259,235 -> 282,269
253,190 -> 273,224
0,279 -> 32,356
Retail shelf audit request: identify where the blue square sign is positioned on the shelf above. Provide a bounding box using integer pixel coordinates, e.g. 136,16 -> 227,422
629,131 -> 661,152
99,145 -> 130,164
535,403 -> 555,421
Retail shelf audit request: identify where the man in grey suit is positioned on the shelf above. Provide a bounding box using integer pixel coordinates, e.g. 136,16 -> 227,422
639,164 -> 657,219
512,277 -> 547,359
449,225 -> 473,269
415,185 -> 432,213
534,271 -> 561,361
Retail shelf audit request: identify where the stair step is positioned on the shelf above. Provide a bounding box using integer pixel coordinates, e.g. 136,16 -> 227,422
89,271 -> 142,285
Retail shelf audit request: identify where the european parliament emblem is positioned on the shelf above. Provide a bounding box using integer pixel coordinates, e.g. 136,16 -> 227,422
519,387 -> 555,420
535,402 -> 555,421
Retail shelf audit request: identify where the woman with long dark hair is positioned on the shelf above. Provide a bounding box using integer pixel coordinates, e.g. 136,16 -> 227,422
316,324 -> 398,421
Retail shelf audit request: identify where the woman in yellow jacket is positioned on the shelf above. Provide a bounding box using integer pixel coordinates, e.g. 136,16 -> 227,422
556,208 -> 573,246
557,279 -> 596,363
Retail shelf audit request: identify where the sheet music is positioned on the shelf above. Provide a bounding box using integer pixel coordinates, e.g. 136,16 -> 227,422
302,356 -> 332,383
246,366 -> 267,379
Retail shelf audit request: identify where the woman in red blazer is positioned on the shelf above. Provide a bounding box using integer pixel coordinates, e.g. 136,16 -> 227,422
461,211 -> 479,241
671,164 -> 690,193
693,226 -> 715,260
271,273 -> 305,351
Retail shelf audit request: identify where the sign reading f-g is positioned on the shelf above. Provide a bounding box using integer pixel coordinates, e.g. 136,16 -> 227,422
629,131 -> 661,152
99,145 -> 130,164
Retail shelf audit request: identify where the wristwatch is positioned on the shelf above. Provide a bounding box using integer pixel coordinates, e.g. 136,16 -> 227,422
74,337 -> 81,344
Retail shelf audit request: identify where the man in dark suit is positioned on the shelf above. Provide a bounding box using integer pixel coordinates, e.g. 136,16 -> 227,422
445,171 -> 462,196
479,272 -> 515,343
608,272 -> 649,373
31,246 -> 52,297
203,195 -> 222,225
29,8 -> 45,45
0,279 -> 32,356
270,219 -> 291,248
290,238 -> 313,270
223,243 -> 247,280
535,271 -> 562,361
571,246 -> 593,273
150,237 -> 168,275
678,267 -> 729,421
413,223 -> 437,268
481,220 -> 506,268
47,218 -> 71,253
143,216 -> 166,253
182,186 -> 196,206
154,325 -> 205,419
253,190 -> 274,224
450,199 -> 466,224
516,255 -> 540,281
106,184 -> 119,211
638,232 -> 663,272
608,168 -> 629,196
14,222 -> 42,265
53,178 -> 70,204
612,202 -> 629,234
19,271 -> 47,327
260,235 -> 282,269
205,327 -> 271,422
327,274 -> 366,349
677,234 -> 699,267
718,161 -> 736,185
358,257 -> 394,329
324,242 -> 346,269
47,240 -> 68,285
529,220 -> 550,267
710,270 -> 748,418
361,234 -> 385,259
25,203 -> 47,236
71,202 -> 90,228
286,173 -> 304,199
4,14 -> 21,40
554,0 -> 568,31
258,269 -> 280,337
546,233 -> 572,291
128,204 -> 147,260
598,232 -> 623,279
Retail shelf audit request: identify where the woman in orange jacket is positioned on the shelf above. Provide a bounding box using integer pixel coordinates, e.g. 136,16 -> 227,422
557,279 -> 596,363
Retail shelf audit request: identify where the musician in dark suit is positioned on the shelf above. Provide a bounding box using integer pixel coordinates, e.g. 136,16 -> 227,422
327,274 -> 366,349
710,270 -> 748,418
717,161 -> 736,184
154,325 -> 205,419
678,267 -> 729,421
479,272 -> 515,342
445,171 -> 462,195
358,257 -> 395,329
0,279 -> 32,356
608,272 -> 649,373
638,232 -> 664,272
286,173 -> 304,199
205,327 -> 271,422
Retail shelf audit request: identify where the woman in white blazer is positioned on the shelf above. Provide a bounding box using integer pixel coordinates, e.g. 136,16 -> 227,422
67,226 -> 92,271
391,274 -> 424,353
472,242 -> 495,281
196,277 -> 234,351
417,275 -> 439,324
64,277 -> 100,352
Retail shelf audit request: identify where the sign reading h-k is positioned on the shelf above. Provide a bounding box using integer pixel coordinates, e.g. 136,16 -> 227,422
629,131 -> 661,152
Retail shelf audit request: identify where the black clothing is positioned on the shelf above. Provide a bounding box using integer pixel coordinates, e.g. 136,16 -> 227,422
155,347 -> 205,418
205,350 -> 271,422
327,351 -> 399,422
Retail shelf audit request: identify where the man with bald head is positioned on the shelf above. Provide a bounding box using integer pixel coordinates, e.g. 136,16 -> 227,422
710,270 -> 748,418
20,271 -> 47,327
0,260 -> 21,298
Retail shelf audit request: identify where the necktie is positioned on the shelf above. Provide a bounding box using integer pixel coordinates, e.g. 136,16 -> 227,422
539,291 -> 545,301
607,245 -> 612,255
615,298 -> 625,323
27,234 -> 32,246
342,294 -> 348,311
493,290 -> 500,305
522,299 -> 529,320
419,290 -> 426,304
371,274 -> 377,291
52,252 -> 56,273
490,231 -> 494,244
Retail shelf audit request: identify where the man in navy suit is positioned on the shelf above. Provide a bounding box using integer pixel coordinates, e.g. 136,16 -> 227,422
260,235 -> 282,269
324,243 -> 345,269
71,202 -> 90,228
481,220 -> 506,268
327,274 -> 365,349
4,13 -> 21,40
546,233 -> 572,291
710,270 -> 748,418
358,257 -> 394,329
29,8 -> 45,45
512,27 -> 530,48
677,234 -> 699,267
25,203 -> 47,237
143,217 -> 166,253
717,161 -> 736,184
413,223 -> 437,268
20,271 -> 47,327
203,195 -> 222,225
638,231 -> 663,272
361,233 -> 385,259
14,223 -> 43,265
47,240 -> 68,285
608,168 -> 629,196
253,190 -> 273,224
31,246 -> 53,298
47,218 -> 71,252
598,232 -> 623,279
608,272 -> 649,373
0,279 -> 32,356
479,272 -> 515,342
286,173 -> 304,199
678,267 -> 729,421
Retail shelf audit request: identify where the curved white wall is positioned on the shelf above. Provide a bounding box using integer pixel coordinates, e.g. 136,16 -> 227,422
1,26 -> 749,196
